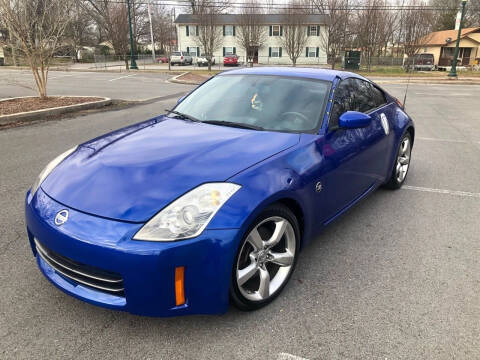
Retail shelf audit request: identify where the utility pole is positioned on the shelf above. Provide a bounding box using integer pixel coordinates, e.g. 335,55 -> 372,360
147,0 -> 156,62
126,0 -> 138,70
448,0 -> 468,78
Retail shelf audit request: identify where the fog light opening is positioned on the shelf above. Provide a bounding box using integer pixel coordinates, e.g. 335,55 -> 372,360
175,266 -> 185,306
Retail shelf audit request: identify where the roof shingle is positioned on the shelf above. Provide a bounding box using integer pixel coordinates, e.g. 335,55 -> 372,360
421,27 -> 480,45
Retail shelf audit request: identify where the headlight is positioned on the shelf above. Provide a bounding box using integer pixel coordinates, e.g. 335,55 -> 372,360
133,183 -> 241,241
31,146 -> 77,196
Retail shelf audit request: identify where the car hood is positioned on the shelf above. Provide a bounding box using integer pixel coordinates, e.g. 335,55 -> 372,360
41,117 -> 299,222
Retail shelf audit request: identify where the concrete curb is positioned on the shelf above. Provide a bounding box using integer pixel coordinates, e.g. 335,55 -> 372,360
0,96 -> 112,125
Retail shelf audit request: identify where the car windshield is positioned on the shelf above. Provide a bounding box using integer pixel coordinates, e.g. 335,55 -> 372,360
174,74 -> 330,132
172,52 -> 181,56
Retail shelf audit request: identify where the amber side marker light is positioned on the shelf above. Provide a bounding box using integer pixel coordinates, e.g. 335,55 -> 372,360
175,266 -> 185,306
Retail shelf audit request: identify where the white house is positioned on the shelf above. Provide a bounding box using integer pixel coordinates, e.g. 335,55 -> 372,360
174,14 -> 329,65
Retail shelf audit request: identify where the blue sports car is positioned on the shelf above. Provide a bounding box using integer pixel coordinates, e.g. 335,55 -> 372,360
25,67 -> 414,316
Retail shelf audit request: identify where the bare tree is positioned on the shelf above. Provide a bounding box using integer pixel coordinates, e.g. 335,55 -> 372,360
130,0 -> 150,50
82,1 -> 130,69
194,0 -> 225,71
152,7 -> 176,69
280,2 -> 309,66
66,1 -> 95,62
236,0 -> 267,67
353,0 -> 392,71
313,0 -> 351,69
0,0 -> 74,98
152,6 -> 175,54
401,1 -> 434,63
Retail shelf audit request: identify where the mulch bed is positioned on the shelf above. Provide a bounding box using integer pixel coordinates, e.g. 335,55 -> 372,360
0,96 -> 102,116
176,72 -> 211,84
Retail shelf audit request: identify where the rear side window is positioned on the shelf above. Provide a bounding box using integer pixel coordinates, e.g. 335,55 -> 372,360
352,79 -> 373,113
353,79 -> 386,113
369,84 -> 387,109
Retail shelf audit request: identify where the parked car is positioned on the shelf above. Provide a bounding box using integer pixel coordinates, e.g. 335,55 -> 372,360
224,54 -> 239,66
25,67 -> 414,317
403,53 -> 435,71
156,56 -> 168,63
197,54 -> 215,67
170,51 -> 193,66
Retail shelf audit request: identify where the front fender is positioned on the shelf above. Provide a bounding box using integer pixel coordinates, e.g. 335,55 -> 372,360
385,107 -> 415,179
207,135 -> 321,250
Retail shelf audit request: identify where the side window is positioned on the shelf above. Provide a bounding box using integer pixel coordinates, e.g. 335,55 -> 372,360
329,79 -> 356,129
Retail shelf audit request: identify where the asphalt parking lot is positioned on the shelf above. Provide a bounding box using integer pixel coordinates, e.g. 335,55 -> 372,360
0,71 -> 479,359
0,69 -> 193,101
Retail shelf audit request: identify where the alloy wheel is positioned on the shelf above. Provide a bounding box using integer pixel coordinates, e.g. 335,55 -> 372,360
396,136 -> 411,183
236,216 -> 296,302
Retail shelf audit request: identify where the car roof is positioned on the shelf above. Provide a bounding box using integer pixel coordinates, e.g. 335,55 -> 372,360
218,67 -> 367,82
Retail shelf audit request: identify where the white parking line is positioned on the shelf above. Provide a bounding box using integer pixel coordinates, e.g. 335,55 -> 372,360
49,74 -> 77,80
108,74 -> 137,82
277,353 -> 310,360
417,137 -> 480,145
414,92 -> 473,96
417,137 -> 467,143
403,185 -> 480,199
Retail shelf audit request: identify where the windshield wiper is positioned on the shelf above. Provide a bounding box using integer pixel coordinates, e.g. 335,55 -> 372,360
202,120 -> 264,131
165,109 -> 200,122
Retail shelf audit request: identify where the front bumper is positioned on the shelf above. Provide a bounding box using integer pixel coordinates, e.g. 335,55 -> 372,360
25,188 -> 240,317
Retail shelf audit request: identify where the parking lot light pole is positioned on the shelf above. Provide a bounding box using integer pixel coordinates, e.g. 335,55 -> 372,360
126,0 -> 138,70
448,0 -> 468,77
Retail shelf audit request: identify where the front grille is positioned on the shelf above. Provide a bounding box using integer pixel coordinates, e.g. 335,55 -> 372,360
34,239 -> 125,296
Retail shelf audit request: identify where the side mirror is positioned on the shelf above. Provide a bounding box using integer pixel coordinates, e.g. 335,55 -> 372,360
177,96 -> 186,104
339,111 -> 372,129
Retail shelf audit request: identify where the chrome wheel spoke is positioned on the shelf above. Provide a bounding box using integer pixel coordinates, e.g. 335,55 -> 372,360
399,156 -> 409,165
401,139 -> 409,154
257,267 -> 270,299
237,262 -> 258,286
265,220 -> 287,248
247,228 -> 264,250
268,250 -> 294,267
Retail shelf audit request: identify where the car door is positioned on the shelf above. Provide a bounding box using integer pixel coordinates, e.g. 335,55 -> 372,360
317,78 -> 390,222
350,78 -> 394,183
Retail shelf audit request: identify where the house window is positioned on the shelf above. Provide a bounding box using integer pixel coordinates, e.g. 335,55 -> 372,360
306,47 -> 318,57
270,47 -> 281,57
309,25 -> 318,36
187,47 -> 199,56
224,47 -> 235,55
224,25 -> 234,36
186,25 -> 198,37
272,25 -> 281,36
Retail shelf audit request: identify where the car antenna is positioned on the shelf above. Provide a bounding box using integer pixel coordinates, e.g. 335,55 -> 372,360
403,61 -> 413,110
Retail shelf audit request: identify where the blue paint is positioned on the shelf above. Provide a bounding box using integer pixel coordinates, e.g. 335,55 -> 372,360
25,67 -> 415,316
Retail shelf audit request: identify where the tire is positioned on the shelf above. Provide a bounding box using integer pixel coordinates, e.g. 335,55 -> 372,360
384,132 -> 412,189
230,204 -> 300,311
